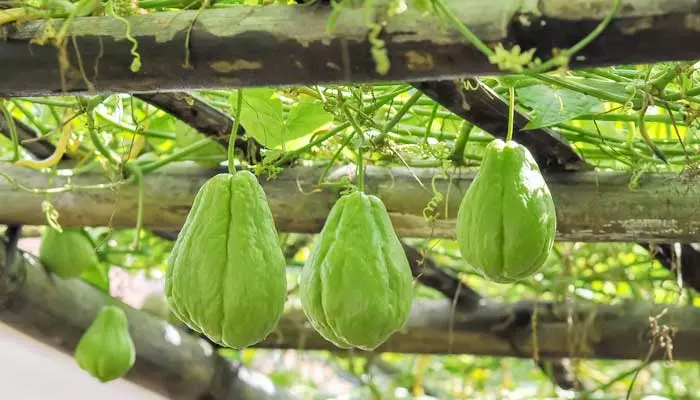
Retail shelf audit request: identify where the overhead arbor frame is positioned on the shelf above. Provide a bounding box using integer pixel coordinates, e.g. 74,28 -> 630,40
0,0 -> 699,96
1,163 -> 699,242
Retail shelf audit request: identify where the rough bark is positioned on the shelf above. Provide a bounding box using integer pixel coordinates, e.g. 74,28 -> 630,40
2,162 -> 700,242
402,242 -> 483,312
262,297 -> 697,361
640,242 -> 700,293
402,242 -> 581,390
1,0 -> 700,96
3,234 -> 696,364
0,240 -> 298,400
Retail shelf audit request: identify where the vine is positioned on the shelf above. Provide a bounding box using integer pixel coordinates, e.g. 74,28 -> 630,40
105,0 -> 142,73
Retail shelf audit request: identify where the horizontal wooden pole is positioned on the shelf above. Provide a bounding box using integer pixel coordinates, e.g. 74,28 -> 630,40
2,235 -> 695,362
0,240 -> 297,400
1,0 -> 700,95
264,298 -> 698,362
1,163 -> 699,242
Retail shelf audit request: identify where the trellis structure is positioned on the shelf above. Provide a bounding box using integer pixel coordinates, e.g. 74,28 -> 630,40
2,0 -> 700,398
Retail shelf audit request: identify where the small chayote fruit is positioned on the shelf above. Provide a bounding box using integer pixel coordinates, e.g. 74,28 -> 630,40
456,139 -> 557,283
165,171 -> 287,349
39,227 -> 99,279
299,190 -> 414,351
75,306 -> 136,382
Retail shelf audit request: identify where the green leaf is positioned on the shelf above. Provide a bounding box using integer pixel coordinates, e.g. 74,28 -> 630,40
148,112 -> 225,166
81,263 -> 110,293
572,78 -> 630,100
234,88 -> 285,148
284,96 -> 333,147
175,126 -> 226,167
233,88 -> 332,150
517,85 -> 600,130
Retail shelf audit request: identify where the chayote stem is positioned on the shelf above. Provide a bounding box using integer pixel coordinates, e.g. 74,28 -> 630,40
94,110 -> 175,140
375,90 -> 422,144
524,0 -> 622,74
275,86 -> 410,167
85,111 -> 121,167
124,162 -> 144,251
11,100 -> 50,134
433,0 -> 494,60
449,121 -> 473,165
506,87 -> 515,142
138,138 -> 212,174
357,145 -> 365,192
228,89 -> 243,175
340,102 -> 366,192
1,102 -> 20,162
318,131 -> 356,186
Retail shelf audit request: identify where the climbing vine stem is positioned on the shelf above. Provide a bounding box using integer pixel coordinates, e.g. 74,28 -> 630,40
80,96 -> 144,249
318,131 -> 357,186
506,87 -> 515,142
1,102 -> 20,162
382,91 -> 423,133
524,0 -> 623,73
139,138 -> 213,174
275,87 -> 409,166
433,0 -> 494,59
229,89 -> 243,175
85,110 -> 120,166
449,121 -> 473,165
438,0 -> 621,74
341,101 -> 366,192
357,144 -> 365,193
124,162 -> 144,251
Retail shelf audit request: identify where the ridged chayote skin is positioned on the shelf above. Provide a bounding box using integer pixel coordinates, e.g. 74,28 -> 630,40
299,191 -> 414,351
39,227 -> 99,279
456,139 -> 557,283
75,306 -> 135,383
165,171 -> 287,349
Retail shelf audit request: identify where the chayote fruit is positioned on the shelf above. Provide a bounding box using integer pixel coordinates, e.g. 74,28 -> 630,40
299,191 -> 414,351
39,227 -> 99,279
456,139 -> 557,283
165,171 -> 287,349
75,306 -> 135,383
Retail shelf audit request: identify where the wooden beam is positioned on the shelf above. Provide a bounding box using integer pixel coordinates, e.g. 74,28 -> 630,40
1,163 -> 699,242
263,298 -> 697,362
1,0 -> 700,96
2,235 -> 696,363
0,239 -> 298,400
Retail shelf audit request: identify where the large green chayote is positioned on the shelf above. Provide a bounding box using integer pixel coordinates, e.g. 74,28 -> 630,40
299,190 -> 414,351
74,306 -> 135,382
456,139 -> 557,283
39,227 -> 99,279
165,171 -> 287,349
